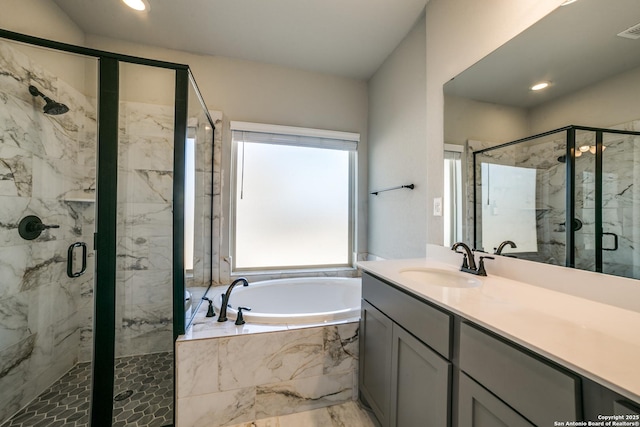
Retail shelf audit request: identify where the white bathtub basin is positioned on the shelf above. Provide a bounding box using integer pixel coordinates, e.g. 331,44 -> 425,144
399,268 -> 481,288
213,277 -> 361,324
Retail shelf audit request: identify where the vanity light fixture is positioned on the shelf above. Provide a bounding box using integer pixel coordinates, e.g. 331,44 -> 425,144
560,0 -> 579,5
530,82 -> 550,91
122,0 -> 150,11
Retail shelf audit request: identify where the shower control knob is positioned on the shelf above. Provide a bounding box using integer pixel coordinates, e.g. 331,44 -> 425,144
18,215 -> 60,240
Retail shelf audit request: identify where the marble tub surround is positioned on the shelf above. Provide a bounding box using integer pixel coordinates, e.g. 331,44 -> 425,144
359,246 -> 640,403
175,322 -> 359,427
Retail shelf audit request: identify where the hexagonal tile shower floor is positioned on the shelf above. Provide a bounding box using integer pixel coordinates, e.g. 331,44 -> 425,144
1,352 -> 173,427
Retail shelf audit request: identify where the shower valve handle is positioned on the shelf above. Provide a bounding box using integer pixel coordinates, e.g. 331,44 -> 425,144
18,215 -> 60,240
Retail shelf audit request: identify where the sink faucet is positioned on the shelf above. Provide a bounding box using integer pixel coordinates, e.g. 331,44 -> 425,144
218,277 -> 249,322
495,240 -> 517,255
451,242 -> 493,276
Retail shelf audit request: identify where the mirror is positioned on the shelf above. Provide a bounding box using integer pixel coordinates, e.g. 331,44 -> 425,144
444,0 -> 640,279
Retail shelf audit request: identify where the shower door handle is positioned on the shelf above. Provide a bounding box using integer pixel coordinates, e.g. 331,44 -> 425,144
602,232 -> 618,251
67,242 -> 87,277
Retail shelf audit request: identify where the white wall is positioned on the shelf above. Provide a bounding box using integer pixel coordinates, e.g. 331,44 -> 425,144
367,14 -> 427,259
425,0 -> 565,245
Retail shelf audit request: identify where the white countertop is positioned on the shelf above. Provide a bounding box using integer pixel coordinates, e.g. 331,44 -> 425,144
358,257 -> 640,403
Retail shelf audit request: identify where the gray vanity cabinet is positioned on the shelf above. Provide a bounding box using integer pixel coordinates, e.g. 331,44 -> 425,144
459,322 -> 582,426
359,299 -> 393,425
360,273 -> 452,427
390,323 -> 450,427
458,373 -> 534,427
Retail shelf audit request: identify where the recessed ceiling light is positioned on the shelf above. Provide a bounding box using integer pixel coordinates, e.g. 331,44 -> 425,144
560,0 -> 578,6
122,0 -> 149,11
530,82 -> 550,91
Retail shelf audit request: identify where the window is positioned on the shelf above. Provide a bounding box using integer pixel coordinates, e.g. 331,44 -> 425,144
444,144 -> 463,247
231,122 -> 358,271
184,135 -> 196,272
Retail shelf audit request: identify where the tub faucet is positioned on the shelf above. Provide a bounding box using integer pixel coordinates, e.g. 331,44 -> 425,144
218,277 -> 249,322
451,242 -> 493,276
494,240 -> 517,255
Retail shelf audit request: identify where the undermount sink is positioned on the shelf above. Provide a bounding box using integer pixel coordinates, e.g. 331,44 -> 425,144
399,268 -> 481,288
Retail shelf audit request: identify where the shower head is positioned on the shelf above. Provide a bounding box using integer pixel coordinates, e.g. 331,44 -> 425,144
28,85 -> 70,115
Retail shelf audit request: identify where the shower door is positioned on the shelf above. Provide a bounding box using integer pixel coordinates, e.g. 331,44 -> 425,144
110,62 -> 178,427
599,131 -> 640,279
0,39 -> 99,425
573,129 -> 640,280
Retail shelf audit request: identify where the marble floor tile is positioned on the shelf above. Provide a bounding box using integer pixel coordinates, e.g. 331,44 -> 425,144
227,401 -> 379,427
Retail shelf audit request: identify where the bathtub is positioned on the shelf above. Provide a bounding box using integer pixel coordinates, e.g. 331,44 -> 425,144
212,277 -> 361,324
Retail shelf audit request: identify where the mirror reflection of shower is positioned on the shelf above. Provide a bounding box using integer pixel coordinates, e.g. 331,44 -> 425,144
28,84 -> 70,115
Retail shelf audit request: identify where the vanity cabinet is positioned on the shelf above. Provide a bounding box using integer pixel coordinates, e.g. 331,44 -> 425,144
359,271 -> 614,427
359,299 -> 393,425
360,273 -> 452,427
459,322 -> 581,426
458,372 -> 533,427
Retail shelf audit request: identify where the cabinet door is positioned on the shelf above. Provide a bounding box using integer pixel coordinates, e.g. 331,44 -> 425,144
360,300 -> 393,426
614,400 -> 640,416
390,324 -> 451,427
458,373 -> 534,427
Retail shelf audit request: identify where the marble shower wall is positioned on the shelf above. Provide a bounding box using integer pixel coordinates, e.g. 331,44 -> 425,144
115,100 -> 175,357
0,40 -> 97,424
175,323 -> 359,427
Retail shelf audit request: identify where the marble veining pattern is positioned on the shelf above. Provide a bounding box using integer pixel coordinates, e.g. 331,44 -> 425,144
1,37 -> 212,424
226,401 -> 378,427
0,39 -> 96,425
176,322 -> 359,427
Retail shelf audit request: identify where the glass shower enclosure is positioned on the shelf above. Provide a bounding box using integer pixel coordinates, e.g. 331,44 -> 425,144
0,29 -> 213,427
473,125 -> 640,279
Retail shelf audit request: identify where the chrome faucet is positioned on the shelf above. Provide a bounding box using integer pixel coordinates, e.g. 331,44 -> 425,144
217,277 -> 249,322
451,242 -> 493,276
495,240 -> 517,255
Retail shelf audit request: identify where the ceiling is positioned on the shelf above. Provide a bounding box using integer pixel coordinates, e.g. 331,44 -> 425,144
444,0 -> 640,108
52,0 -> 427,80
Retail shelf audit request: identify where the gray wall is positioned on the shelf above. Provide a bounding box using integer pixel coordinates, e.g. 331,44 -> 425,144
425,0 -> 565,246
367,14 -> 426,259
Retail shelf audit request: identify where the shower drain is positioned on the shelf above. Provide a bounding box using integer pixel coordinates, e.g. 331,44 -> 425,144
114,390 -> 134,401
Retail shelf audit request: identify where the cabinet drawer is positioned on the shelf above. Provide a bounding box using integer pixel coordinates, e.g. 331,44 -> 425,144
459,322 -> 581,427
362,272 -> 451,359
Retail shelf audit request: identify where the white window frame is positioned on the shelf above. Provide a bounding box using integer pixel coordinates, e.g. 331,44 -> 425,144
444,143 -> 465,247
229,121 -> 359,273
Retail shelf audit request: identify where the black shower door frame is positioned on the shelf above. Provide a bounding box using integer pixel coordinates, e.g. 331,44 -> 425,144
473,125 -> 640,273
0,28 -> 195,427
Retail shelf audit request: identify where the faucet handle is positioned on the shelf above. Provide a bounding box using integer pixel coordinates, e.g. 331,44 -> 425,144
235,306 -> 251,325
461,254 -> 469,269
202,297 -> 215,317
477,256 -> 494,276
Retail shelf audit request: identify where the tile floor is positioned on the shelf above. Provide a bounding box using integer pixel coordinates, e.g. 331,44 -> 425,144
226,401 -> 380,427
1,352 -> 173,427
